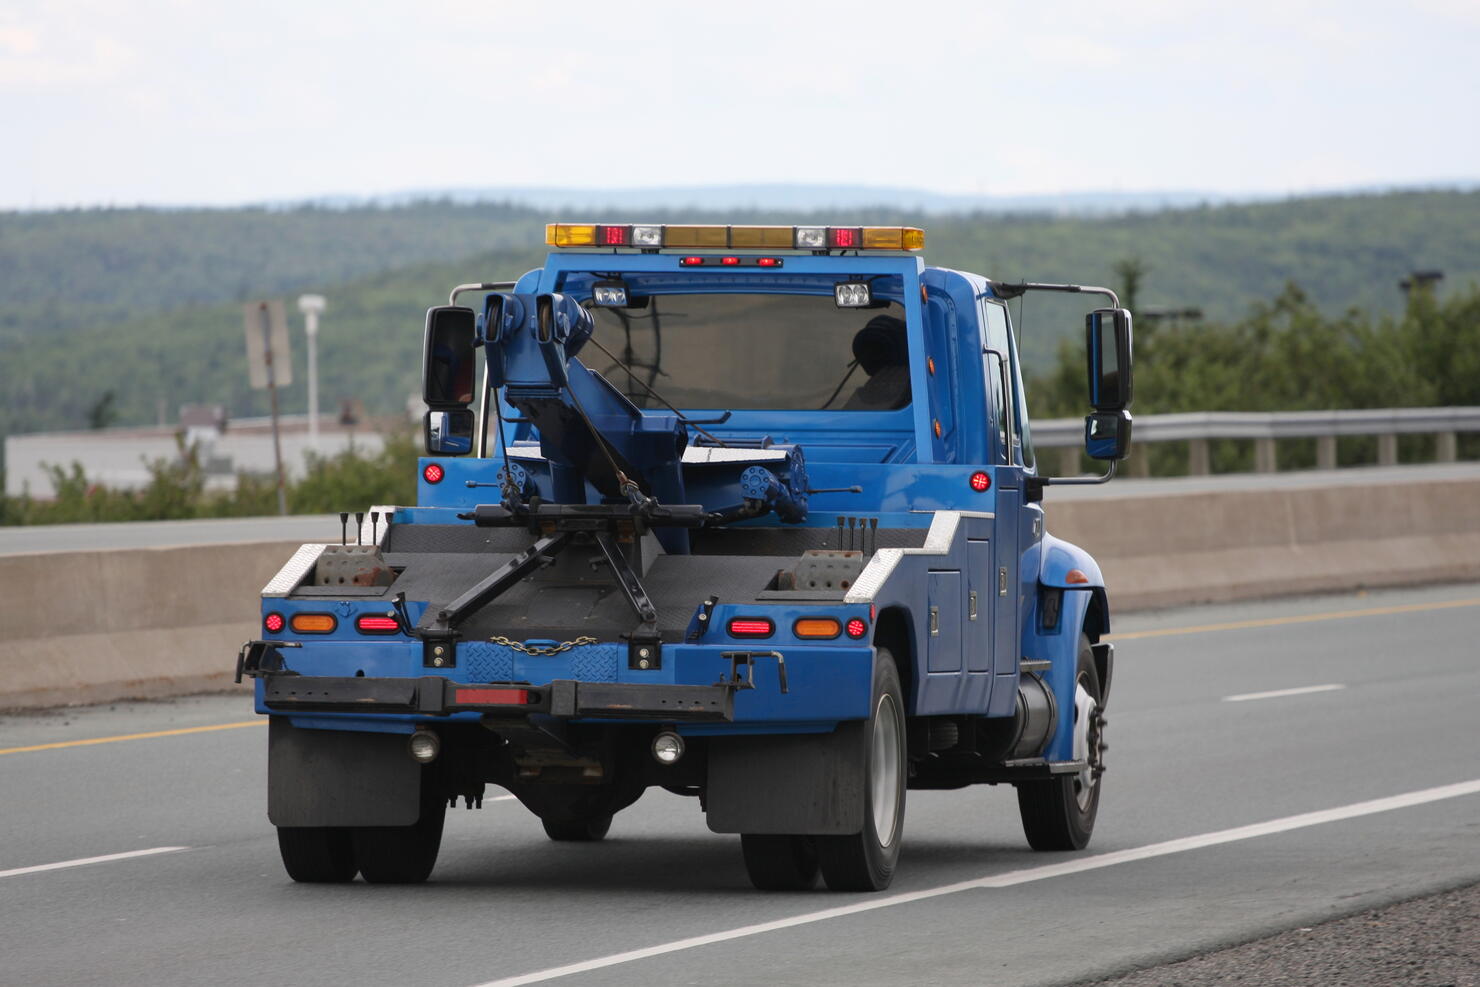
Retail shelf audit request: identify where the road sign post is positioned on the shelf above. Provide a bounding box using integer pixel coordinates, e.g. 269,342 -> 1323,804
243,300 -> 292,515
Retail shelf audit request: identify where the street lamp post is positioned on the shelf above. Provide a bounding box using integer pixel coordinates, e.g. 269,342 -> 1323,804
297,294 -> 326,451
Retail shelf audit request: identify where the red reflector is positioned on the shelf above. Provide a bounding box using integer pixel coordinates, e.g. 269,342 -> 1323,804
846,618 -> 867,639
597,225 -> 630,246
721,256 -> 740,266
728,618 -> 774,637
969,470 -> 991,492
423,463 -> 444,484
356,615 -> 401,634
680,256 -> 705,266
829,227 -> 862,248
263,612 -> 285,633
756,257 -> 780,267
456,688 -> 530,705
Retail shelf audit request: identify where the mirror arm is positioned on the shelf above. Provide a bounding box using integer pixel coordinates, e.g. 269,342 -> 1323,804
449,281 -> 518,307
1027,460 -> 1117,501
988,281 -> 1121,309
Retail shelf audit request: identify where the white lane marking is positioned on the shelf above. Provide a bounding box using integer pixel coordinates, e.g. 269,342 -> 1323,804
474,778 -> 1480,987
0,846 -> 189,879
1223,684 -> 1346,703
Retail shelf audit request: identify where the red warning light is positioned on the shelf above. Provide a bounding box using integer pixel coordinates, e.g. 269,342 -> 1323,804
829,228 -> 862,249
597,225 -> 630,246
969,471 -> 991,492
263,612 -> 285,634
846,618 -> 868,639
727,618 -> 774,638
423,463 -> 445,484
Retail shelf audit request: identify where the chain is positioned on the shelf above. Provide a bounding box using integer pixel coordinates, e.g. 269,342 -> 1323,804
488,634 -> 598,656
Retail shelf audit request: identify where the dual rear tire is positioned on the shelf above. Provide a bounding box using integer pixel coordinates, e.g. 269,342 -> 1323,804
277,794 -> 447,884
741,654 -> 907,892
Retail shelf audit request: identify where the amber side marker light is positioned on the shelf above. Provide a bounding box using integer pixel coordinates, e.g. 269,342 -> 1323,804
1065,569 -> 1091,585
290,613 -> 337,634
794,617 -> 841,639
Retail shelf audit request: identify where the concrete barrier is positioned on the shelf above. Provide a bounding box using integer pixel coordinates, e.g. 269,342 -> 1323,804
3,469 -> 1479,709
0,541 -> 298,709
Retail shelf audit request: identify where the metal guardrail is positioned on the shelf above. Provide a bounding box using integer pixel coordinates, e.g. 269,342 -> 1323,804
1035,407 -> 1480,475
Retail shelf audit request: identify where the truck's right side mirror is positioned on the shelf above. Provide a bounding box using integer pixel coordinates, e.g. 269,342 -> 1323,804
423,305 -> 478,456
1086,308 -> 1133,411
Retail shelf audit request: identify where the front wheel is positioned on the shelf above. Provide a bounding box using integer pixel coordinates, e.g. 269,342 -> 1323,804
1017,634 -> 1105,851
352,794 -> 447,884
816,653 -> 907,892
541,813 -> 613,842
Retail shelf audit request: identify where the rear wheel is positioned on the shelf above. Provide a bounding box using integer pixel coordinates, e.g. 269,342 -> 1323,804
276,826 -> 357,883
541,813 -> 613,842
1017,634 -> 1104,851
352,794 -> 447,884
817,653 -> 907,892
741,835 -> 820,891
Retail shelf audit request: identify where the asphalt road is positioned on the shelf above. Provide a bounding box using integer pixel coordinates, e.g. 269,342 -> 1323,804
2,583 -> 1478,986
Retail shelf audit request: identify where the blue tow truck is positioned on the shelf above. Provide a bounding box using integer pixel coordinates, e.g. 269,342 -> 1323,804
238,222 -> 1134,891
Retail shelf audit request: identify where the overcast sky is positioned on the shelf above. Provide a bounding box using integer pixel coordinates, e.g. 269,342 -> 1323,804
2,0 -> 1477,209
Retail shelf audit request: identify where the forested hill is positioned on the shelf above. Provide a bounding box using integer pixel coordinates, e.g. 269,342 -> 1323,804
2,188 -> 1479,439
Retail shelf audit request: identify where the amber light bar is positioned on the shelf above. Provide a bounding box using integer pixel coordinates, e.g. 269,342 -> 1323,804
546,224 -> 925,251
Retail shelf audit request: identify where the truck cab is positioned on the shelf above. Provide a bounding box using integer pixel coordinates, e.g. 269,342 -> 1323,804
241,222 -> 1133,891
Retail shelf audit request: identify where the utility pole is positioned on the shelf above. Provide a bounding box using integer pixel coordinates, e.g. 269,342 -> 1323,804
298,294 -> 326,452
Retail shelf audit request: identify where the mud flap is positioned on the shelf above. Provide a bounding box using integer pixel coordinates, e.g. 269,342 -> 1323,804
267,718 -> 421,827
704,721 -> 866,835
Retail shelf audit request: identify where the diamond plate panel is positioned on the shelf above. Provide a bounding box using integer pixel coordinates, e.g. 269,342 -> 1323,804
461,642 -> 516,682
570,645 -> 620,683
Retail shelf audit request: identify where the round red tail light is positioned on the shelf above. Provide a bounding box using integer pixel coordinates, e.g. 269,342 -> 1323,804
846,618 -> 868,639
263,612 -> 285,634
423,463 -> 445,484
969,471 -> 991,492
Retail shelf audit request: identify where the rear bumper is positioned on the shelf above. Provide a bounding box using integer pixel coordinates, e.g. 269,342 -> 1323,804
262,674 -> 734,722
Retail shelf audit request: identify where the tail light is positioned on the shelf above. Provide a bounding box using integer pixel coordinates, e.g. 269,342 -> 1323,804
356,615 -> 402,634
263,612 -> 285,634
423,463 -> 445,484
728,618 -> 774,638
846,618 -> 868,639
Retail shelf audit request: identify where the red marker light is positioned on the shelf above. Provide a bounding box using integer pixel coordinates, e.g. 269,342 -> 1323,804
727,617 -> 774,638
263,612 -> 285,633
456,687 -> 530,705
846,618 -> 867,639
680,256 -> 705,266
721,256 -> 740,266
756,257 -> 781,267
356,615 -> 402,634
423,463 -> 444,484
969,471 -> 991,492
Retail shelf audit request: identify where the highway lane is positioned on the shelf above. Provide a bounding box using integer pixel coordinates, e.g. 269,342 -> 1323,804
1,583 -> 1477,986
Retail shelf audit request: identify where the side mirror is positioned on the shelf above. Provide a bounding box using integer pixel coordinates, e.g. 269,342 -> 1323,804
425,409 -> 474,456
423,306 -> 478,407
1085,308 -> 1133,411
1085,410 -> 1132,461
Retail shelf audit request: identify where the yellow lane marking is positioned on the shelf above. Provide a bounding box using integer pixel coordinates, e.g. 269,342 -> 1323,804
1107,597 -> 1480,642
0,720 -> 265,757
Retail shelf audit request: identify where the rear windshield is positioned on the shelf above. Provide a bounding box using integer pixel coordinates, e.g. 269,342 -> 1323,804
584,293 -> 909,412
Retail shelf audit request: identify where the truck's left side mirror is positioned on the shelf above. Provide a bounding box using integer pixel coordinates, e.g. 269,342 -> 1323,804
423,306 -> 478,408
425,409 -> 475,456
1085,409 -> 1132,461
1086,308 -> 1133,411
